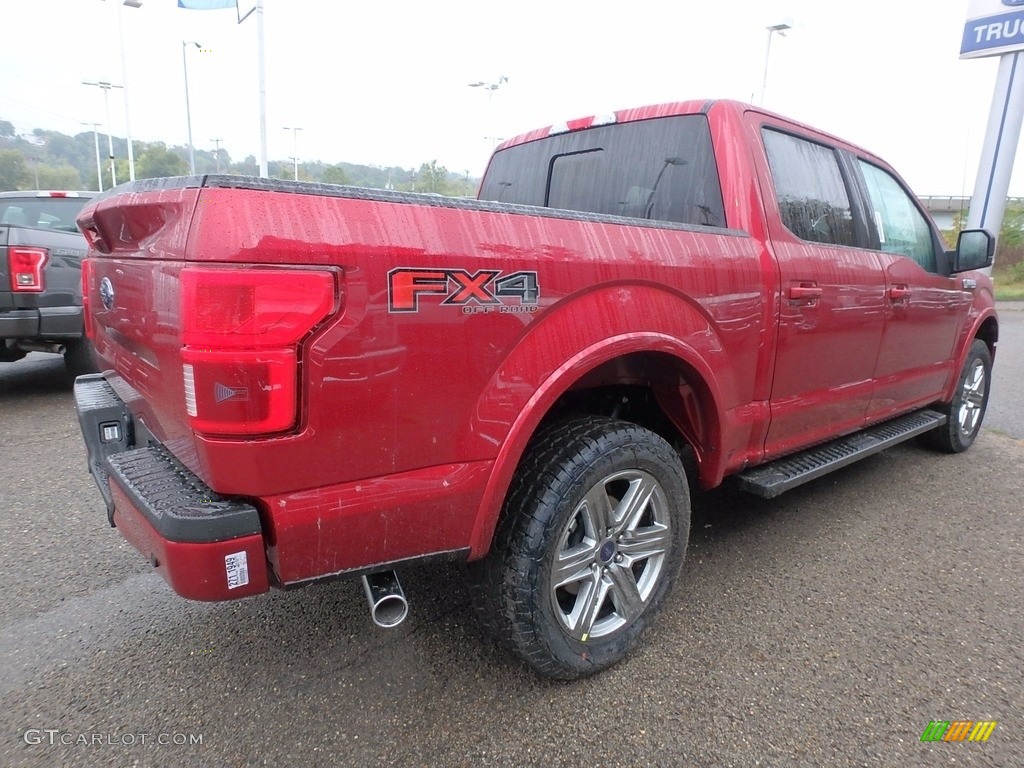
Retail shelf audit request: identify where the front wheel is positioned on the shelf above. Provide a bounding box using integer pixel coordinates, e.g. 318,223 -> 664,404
469,416 -> 690,680
922,339 -> 992,453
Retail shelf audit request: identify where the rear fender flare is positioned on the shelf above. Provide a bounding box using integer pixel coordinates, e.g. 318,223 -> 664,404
466,287 -> 729,558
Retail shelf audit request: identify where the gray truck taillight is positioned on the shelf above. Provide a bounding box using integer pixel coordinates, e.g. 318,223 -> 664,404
8,246 -> 48,292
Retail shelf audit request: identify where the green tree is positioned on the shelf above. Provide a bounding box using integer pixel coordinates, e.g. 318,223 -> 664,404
323,164 -> 349,185
36,164 -> 83,190
415,160 -> 453,194
232,154 -> 260,176
136,143 -> 188,179
943,200 -> 1024,270
997,201 -> 1024,269
0,149 -> 28,190
0,120 -> 15,139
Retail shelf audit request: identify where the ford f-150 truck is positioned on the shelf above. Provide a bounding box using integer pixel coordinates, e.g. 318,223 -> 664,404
1,190 -> 97,376
73,99 -> 997,679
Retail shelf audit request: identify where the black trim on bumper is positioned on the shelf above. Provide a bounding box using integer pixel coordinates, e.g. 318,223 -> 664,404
0,309 -> 41,337
0,306 -> 83,339
74,374 -> 262,543
38,306 -> 84,337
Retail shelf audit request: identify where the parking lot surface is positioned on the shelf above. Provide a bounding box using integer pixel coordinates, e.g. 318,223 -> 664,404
1,310 -> 1021,767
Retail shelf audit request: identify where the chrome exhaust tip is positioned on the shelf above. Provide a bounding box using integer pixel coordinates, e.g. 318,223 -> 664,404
16,341 -> 66,355
361,570 -> 409,628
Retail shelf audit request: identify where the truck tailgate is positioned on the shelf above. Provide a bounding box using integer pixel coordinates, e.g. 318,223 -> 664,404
77,181 -> 202,465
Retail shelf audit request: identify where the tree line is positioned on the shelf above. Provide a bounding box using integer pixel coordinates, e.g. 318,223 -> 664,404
0,119 -> 477,196
3,117 -> 1021,278
943,205 -> 1024,279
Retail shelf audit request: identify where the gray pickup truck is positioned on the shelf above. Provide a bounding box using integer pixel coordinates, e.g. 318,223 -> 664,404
1,190 -> 96,377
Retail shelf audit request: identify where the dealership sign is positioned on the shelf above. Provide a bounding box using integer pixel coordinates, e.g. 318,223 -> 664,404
962,0 -> 1024,58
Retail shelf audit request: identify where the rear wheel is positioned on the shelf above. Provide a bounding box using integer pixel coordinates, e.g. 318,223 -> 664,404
922,339 -> 991,453
469,416 -> 690,680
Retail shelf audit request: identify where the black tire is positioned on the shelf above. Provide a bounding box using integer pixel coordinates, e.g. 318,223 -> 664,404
921,339 -> 992,454
0,344 -> 27,363
468,416 -> 690,680
64,339 -> 98,379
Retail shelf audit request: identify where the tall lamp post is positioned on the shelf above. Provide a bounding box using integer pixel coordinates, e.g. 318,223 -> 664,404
182,41 -> 202,175
104,0 -> 141,181
83,80 -> 123,187
283,126 -> 302,181
81,122 -> 104,192
759,22 -> 791,106
181,0 -> 264,177
468,75 -> 508,150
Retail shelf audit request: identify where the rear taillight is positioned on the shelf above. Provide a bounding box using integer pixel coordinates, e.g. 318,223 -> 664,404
180,267 -> 336,436
8,247 -> 48,292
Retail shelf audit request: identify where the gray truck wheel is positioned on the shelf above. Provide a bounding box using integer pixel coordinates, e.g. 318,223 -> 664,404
468,416 -> 690,680
64,339 -> 98,379
922,339 -> 991,454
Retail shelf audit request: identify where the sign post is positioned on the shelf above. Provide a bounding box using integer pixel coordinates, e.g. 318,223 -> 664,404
961,0 -> 1024,270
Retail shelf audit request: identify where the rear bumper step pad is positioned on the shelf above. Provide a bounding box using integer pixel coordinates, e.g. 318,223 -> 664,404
75,373 -> 262,542
75,373 -> 269,600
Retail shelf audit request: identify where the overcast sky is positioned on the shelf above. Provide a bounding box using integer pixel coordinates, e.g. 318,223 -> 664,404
0,0 -> 1020,196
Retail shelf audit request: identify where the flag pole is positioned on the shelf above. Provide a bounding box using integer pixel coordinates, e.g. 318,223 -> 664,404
183,0 -> 266,177
255,0 -> 267,178
232,0 -> 264,177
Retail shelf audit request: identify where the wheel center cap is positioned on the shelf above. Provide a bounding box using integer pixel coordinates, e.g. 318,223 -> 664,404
598,540 -> 617,564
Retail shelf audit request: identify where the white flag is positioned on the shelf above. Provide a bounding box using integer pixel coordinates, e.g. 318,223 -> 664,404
177,0 -> 235,9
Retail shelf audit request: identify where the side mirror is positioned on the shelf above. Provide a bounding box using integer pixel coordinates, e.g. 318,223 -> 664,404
952,229 -> 994,273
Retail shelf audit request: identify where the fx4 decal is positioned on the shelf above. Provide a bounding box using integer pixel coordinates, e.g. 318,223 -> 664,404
388,268 -> 540,314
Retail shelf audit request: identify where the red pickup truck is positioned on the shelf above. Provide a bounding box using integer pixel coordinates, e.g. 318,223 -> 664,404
73,99 -> 998,679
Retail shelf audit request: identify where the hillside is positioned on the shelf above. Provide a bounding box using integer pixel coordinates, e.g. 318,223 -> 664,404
0,119 -> 476,195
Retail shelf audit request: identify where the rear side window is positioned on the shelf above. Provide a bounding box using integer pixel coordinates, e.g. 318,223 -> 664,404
0,198 -> 89,232
762,129 -> 856,247
479,115 -> 725,228
858,160 -> 937,272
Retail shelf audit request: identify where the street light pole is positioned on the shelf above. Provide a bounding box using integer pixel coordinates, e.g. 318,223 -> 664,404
229,0 -> 266,177
468,75 -> 508,149
283,126 -> 302,181
83,80 -> 124,187
759,22 -> 792,107
81,122 -> 103,192
109,0 -> 141,181
182,41 -> 202,175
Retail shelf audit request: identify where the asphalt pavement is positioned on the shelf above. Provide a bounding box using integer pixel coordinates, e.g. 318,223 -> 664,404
990,301 -> 1024,440
1,312 -> 1021,768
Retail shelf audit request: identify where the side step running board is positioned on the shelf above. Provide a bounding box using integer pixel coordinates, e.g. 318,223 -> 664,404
737,409 -> 947,499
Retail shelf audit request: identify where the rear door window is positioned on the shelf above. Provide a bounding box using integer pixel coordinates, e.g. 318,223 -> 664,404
479,115 -> 726,228
762,129 -> 857,247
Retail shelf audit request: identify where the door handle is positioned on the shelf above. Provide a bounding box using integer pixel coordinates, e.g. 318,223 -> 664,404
788,284 -> 822,302
888,285 -> 910,302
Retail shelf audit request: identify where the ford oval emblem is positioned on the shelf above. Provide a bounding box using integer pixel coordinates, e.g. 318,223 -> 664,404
99,276 -> 114,310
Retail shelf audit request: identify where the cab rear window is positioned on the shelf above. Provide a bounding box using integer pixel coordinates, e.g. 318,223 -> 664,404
479,115 -> 725,229
0,198 -> 90,233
